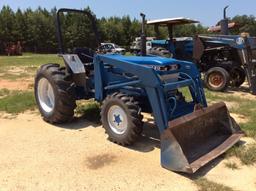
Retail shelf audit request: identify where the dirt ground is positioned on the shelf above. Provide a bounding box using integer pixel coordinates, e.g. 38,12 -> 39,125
0,112 -> 256,191
0,79 -> 32,91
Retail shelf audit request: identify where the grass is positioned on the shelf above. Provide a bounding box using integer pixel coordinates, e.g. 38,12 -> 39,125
25,66 -> 39,72
0,72 -> 31,81
0,53 -> 62,67
0,91 -> 36,113
194,178 -> 234,191
0,88 -> 10,97
0,53 -> 63,81
223,96 -> 256,139
225,143 -> 256,165
75,100 -> 101,123
0,53 -> 69,114
224,162 -> 239,170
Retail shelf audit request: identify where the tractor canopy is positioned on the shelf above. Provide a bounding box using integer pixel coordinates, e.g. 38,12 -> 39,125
147,17 -> 199,26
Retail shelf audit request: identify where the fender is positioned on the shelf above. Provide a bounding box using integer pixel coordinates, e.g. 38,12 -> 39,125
62,54 -> 86,74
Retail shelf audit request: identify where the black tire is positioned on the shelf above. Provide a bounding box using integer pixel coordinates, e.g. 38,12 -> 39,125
204,67 -> 230,91
149,47 -> 172,58
229,67 -> 246,87
34,64 -> 76,123
101,92 -> 143,146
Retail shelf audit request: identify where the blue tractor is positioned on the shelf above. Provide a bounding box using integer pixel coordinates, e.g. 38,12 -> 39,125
144,7 -> 256,94
34,9 -> 243,173
146,17 -> 198,61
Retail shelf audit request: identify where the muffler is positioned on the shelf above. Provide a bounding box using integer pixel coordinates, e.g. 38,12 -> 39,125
160,102 -> 244,173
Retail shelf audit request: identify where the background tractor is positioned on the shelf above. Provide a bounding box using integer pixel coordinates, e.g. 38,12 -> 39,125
4,41 -> 22,56
34,8 -> 243,174
141,7 -> 256,94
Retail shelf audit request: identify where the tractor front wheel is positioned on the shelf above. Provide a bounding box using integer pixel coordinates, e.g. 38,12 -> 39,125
204,67 -> 230,92
101,93 -> 143,145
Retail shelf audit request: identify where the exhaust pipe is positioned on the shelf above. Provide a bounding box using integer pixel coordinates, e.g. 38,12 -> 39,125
140,13 -> 147,56
220,6 -> 229,35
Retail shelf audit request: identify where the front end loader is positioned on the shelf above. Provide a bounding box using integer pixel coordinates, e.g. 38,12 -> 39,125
34,8 -> 244,173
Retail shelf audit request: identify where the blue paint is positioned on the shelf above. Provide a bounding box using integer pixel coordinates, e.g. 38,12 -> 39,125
93,54 -> 206,133
114,114 -> 122,126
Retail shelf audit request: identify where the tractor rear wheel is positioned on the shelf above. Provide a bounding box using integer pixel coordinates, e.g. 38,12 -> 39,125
101,93 -> 143,146
204,67 -> 230,91
230,67 -> 246,87
34,64 -> 76,123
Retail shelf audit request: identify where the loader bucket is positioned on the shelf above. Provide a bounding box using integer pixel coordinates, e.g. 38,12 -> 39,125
160,102 -> 244,173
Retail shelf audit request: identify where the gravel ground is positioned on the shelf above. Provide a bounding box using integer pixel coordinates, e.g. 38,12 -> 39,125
0,112 -> 255,191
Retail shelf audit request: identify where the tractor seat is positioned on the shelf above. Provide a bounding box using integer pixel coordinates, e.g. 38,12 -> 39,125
73,47 -> 95,63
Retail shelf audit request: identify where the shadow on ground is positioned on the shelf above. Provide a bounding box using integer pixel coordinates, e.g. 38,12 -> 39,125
128,122 -> 160,152
130,121 -> 229,177
54,116 -> 100,130
225,85 -> 251,94
53,116 -> 239,177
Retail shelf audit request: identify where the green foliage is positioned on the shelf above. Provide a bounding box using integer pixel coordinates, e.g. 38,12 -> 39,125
99,16 -> 144,49
0,5 -> 208,54
231,15 -> 256,36
75,100 -> 101,123
62,7 -> 99,50
174,24 -> 208,37
1,6 -> 256,54
0,91 -> 36,113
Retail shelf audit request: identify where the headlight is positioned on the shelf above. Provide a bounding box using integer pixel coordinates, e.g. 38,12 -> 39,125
152,64 -> 179,71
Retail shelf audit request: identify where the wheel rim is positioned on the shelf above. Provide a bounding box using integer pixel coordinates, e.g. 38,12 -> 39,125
107,105 -> 128,135
37,78 -> 55,113
208,72 -> 224,88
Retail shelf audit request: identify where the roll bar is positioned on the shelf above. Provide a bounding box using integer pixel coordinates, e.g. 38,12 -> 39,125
56,8 -> 100,54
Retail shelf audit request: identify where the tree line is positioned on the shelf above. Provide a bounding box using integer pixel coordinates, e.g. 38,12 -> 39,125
0,5 -> 256,54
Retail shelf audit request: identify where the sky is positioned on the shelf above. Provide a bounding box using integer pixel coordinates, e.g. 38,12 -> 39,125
0,0 -> 256,26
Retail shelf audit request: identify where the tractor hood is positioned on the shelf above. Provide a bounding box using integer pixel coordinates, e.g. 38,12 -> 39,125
103,54 -> 191,66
